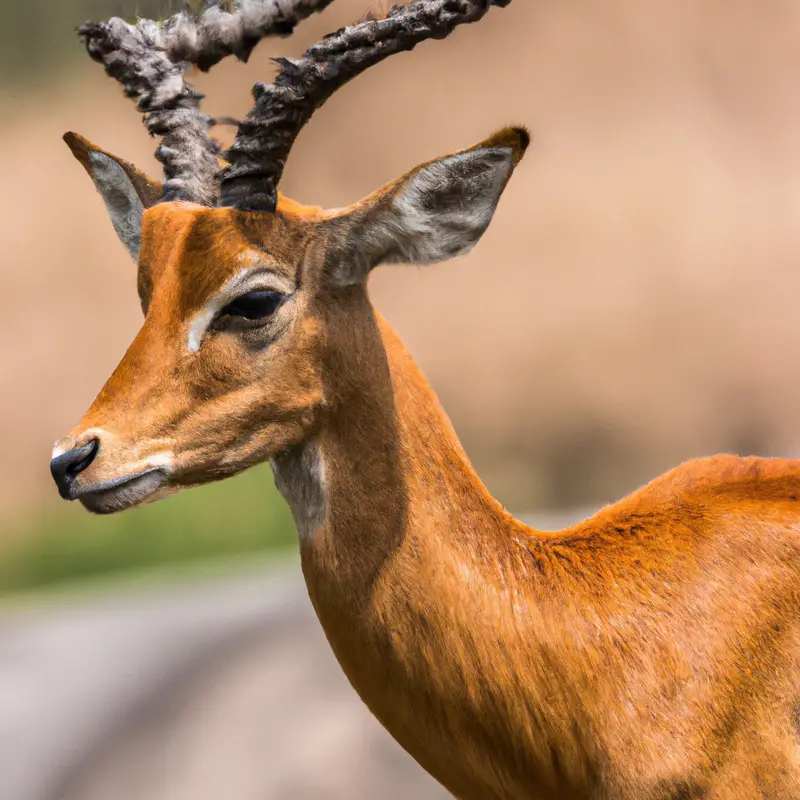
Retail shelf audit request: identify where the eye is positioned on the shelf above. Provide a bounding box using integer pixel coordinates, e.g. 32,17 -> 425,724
220,290 -> 286,321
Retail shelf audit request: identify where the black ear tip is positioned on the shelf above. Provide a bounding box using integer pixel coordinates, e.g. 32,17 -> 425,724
63,131 -> 88,162
512,126 -> 531,152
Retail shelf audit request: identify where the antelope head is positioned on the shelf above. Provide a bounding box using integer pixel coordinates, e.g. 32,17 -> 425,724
51,0 -> 526,514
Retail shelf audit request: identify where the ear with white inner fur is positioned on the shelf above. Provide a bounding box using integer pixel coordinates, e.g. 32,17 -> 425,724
326,127 -> 529,285
63,132 -> 163,261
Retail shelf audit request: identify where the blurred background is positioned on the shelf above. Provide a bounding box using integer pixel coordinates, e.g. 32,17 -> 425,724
3,0 -> 800,797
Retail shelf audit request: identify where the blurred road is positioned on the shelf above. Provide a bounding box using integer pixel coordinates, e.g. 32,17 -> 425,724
0,511 -> 589,800
0,560 -> 309,800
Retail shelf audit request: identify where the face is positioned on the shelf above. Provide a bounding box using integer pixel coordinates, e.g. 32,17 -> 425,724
51,127 -> 527,513
52,201 -> 333,513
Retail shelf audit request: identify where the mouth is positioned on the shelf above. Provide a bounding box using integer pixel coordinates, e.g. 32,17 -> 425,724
72,469 -> 169,514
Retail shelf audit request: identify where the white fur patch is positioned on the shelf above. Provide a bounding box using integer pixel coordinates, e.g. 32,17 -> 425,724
187,290 -> 234,353
271,442 -> 326,541
110,449 -> 175,480
145,451 -> 175,472
52,427 -> 110,460
51,443 -> 68,459
89,152 -> 145,260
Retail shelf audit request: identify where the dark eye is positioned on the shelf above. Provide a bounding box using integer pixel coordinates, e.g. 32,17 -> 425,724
221,290 -> 285,320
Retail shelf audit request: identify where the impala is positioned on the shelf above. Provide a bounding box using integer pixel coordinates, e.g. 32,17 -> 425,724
50,1 -> 800,797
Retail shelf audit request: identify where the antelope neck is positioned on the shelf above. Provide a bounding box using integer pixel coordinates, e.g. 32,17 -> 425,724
269,309 -> 554,798
274,310 -> 519,590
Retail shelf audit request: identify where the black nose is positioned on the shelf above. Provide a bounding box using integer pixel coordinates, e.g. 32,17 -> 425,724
50,439 -> 99,499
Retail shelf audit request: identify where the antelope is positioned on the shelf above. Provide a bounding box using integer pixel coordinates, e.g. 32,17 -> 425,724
50,0 -> 800,797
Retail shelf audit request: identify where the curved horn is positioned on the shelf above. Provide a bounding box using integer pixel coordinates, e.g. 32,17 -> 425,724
219,0 -> 513,212
77,0 -> 335,207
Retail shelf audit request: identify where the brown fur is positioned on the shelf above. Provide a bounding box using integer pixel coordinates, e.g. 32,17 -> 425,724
54,128 -> 800,798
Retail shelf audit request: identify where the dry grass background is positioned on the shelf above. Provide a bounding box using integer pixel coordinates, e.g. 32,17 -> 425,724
4,0 -> 800,522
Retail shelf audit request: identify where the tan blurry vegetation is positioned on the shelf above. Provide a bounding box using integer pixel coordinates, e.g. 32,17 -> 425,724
4,0 -> 800,527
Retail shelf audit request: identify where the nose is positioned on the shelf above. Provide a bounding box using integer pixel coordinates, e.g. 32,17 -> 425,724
50,438 -> 99,499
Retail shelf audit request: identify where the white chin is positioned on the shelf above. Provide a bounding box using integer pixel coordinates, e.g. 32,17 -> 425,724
78,471 -> 169,514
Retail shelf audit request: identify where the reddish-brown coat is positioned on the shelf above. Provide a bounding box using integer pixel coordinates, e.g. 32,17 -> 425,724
57,129 -> 800,798
303,314 -> 800,799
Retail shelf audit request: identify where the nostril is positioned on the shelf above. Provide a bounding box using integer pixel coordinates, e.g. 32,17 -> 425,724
50,438 -> 100,499
67,444 -> 98,477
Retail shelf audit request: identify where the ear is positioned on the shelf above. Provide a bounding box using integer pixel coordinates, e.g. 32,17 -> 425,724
325,127 -> 529,284
63,132 -> 163,261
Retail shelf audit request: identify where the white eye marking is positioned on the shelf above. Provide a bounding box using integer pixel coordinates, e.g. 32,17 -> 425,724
187,293 -> 230,353
186,265 -> 293,353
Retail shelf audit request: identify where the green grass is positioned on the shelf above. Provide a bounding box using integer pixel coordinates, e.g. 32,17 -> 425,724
0,464 -> 297,595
